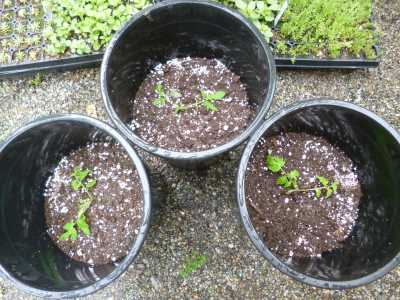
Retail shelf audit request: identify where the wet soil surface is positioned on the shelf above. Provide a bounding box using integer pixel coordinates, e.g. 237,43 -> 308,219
246,132 -> 362,258
44,142 -> 143,265
130,57 -> 255,152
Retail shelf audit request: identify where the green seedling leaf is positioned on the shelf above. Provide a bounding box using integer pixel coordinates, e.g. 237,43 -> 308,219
207,91 -> 225,100
153,98 -> 166,107
326,188 -> 333,198
59,230 -> 74,241
155,83 -> 164,95
86,179 -> 97,189
276,175 -> 286,185
70,229 -> 78,241
63,222 -> 75,231
153,84 -> 167,107
266,154 -> 285,173
277,169 -> 300,190
59,231 -> 69,241
78,169 -> 90,180
331,181 -> 338,193
73,167 -> 90,181
317,176 -> 329,187
288,170 -> 300,189
60,221 -> 78,241
175,103 -> 186,114
77,214 -> 91,235
60,166 -> 97,241
71,180 -> 82,191
277,175 -> 291,188
203,100 -> 218,112
200,90 -> 225,112
288,170 -> 300,179
80,169 -> 90,180
315,188 -> 321,198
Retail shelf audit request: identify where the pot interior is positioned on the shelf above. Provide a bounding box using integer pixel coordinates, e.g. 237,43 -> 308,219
104,1 -> 272,130
250,104 -> 400,283
0,120 -> 140,293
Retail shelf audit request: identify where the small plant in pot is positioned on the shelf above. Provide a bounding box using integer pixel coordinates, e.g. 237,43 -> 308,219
101,0 -> 276,168
44,142 -> 143,266
237,100 -> 400,289
249,133 -> 360,259
0,115 -> 151,298
130,57 -> 255,153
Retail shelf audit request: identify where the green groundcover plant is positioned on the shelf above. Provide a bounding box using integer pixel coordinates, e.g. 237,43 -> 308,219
275,0 -> 377,59
42,0 -> 281,55
42,0 -> 151,55
41,0 -> 376,59
216,0 -> 282,41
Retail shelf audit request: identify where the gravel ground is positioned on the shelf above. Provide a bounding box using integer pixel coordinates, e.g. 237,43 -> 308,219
0,0 -> 399,299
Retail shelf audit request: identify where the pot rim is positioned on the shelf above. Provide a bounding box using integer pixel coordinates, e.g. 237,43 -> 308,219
101,0 -> 276,161
236,99 -> 400,289
0,114 -> 152,299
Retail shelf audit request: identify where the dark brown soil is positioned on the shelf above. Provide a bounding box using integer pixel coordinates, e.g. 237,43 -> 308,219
44,142 -> 143,265
130,57 -> 255,152
246,132 -> 362,259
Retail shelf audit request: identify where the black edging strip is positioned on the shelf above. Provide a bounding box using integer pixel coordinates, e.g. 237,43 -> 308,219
0,53 -> 380,79
0,54 -> 103,79
275,56 -> 379,69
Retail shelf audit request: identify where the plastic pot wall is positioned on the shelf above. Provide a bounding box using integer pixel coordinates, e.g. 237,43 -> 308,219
237,100 -> 400,289
0,115 -> 152,299
101,0 -> 276,168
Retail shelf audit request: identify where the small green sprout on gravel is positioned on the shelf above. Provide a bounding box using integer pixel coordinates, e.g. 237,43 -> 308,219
30,73 -> 44,87
59,167 -> 97,241
179,251 -> 207,279
266,153 -> 338,198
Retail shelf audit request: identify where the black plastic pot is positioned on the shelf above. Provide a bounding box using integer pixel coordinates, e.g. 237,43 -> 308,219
237,99 -> 400,289
0,115 -> 152,298
101,0 -> 276,168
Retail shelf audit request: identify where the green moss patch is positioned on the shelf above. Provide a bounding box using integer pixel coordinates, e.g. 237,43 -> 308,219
274,0 -> 377,59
